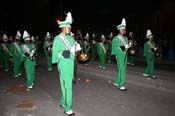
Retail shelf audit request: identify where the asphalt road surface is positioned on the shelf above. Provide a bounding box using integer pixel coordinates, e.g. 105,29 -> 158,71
0,56 -> 174,116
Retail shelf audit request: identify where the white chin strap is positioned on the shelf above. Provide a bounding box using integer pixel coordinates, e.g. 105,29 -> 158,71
66,27 -> 69,34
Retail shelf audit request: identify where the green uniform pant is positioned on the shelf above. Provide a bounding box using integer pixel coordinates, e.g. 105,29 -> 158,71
13,57 -> 22,76
115,55 -> 127,87
3,55 -> 10,71
127,55 -> 135,64
107,53 -> 112,62
46,55 -> 52,70
91,46 -> 96,60
58,59 -> 74,112
24,60 -> 35,87
144,55 -> 155,77
98,53 -> 106,67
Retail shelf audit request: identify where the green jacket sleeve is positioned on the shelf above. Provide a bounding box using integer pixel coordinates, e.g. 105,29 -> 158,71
52,36 -> 62,64
111,36 -> 119,55
144,42 -> 153,57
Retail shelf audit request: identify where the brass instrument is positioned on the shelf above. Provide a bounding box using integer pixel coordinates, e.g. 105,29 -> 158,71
47,44 -> 52,56
45,41 -> 52,56
128,39 -> 136,55
23,45 -> 37,61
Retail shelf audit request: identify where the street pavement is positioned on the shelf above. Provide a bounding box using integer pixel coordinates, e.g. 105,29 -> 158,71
0,56 -> 174,116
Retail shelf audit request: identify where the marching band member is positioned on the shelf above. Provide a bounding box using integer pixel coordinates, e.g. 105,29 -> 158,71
21,31 -> 37,91
105,32 -> 113,63
2,34 -> 11,72
97,34 -> 107,70
83,33 -> 91,66
112,18 -> 131,91
10,31 -> 22,77
90,33 -> 97,61
43,32 -> 52,71
142,29 -> 157,79
52,12 -> 81,116
127,32 -> 137,66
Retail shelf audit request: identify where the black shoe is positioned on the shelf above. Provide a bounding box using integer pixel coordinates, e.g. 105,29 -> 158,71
64,112 -> 75,116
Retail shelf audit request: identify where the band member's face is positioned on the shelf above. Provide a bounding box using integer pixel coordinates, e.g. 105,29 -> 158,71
65,27 -> 71,34
101,38 -> 105,42
150,37 -> 153,41
25,40 -> 30,44
119,29 -> 126,35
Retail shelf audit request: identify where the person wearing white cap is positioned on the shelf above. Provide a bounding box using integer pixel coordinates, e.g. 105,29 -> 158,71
111,18 -> 131,91
127,32 -> 137,66
97,34 -> 107,69
1,34 -> 11,72
90,33 -> 97,61
9,31 -> 22,77
105,32 -> 113,63
21,30 -> 37,91
43,32 -> 52,71
142,29 -> 157,79
30,35 -> 38,65
83,33 -> 91,66
52,12 -> 81,116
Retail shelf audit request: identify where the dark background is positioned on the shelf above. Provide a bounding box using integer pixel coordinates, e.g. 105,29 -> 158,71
0,0 -> 175,38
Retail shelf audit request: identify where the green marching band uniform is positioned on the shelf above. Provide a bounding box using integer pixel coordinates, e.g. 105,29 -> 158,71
83,33 -> 90,65
105,32 -> 113,63
111,18 -> 131,91
1,34 -> 11,72
31,36 -> 38,65
90,33 -> 97,60
143,29 -> 157,79
43,32 -> 52,71
10,31 -> 22,77
0,36 -> 3,68
97,34 -> 107,69
127,32 -> 137,66
21,31 -> 36,91
52,12 -> 81,116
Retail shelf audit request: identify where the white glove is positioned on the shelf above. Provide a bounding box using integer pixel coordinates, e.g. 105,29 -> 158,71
125,44 -> 131,49
70,43 -> 81,53
75,43 -> 81,51
154,47 -> 157,51
70,45 -> 76,53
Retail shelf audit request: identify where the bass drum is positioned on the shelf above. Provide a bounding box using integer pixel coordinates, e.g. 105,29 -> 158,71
78,52 -> 90,63
129,49 -> 136,55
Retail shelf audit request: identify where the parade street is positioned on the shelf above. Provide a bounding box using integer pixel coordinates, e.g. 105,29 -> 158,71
0,57 -> 174,116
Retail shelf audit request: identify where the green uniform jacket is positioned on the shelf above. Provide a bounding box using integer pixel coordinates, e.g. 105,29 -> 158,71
83,40 -> 90,54
105,42 -> 111,54
10,42 -> 22,58
20,43 -> 36,62
52,33 -> 75,64
111,34 -> 128,56
43,40 -> 52,57
143,40 -> 155,59
97,42 -> 106,55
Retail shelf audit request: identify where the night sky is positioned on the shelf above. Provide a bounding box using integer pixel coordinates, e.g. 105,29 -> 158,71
0,0 -> 175,37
